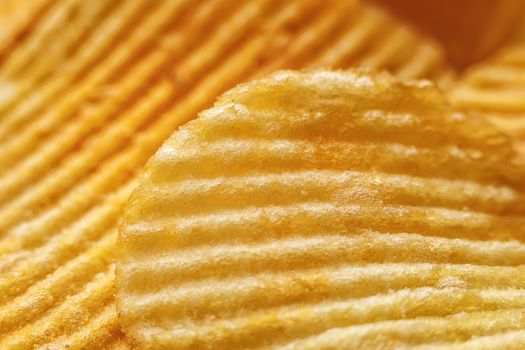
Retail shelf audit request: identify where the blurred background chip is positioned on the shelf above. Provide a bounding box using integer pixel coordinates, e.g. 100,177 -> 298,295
370,0 -> 525,68
451,44 -> 525,157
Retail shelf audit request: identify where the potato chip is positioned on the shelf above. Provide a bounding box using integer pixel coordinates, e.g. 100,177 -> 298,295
0,0 -> 39,25
370,0 -> 525,68
116,69 -> 525,350
0,0 -> 455,348
450,44 -> 525,156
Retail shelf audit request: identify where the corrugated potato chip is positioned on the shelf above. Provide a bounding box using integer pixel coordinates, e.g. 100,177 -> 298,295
450,44 -> 525,156
117,69 -> 525,349
0,0 -> 455,348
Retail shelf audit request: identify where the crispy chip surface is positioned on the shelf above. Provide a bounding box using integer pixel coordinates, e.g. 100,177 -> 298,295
450,44 -> 525,156
117,69 -> 525,349
0,1 -> 454,349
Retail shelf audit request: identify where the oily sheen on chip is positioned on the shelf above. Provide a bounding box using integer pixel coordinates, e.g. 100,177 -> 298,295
0,0 -> 455,348
117,70 -> 525,349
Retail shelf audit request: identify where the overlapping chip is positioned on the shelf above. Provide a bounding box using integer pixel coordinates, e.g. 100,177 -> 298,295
0,0 -> 455,348
450,44 -> 525,157
117,69 -> 525,349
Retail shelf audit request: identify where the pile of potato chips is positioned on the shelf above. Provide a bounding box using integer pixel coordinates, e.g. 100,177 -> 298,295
0,1 -> 524,349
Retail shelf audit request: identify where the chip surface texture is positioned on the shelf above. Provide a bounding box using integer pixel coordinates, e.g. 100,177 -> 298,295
117,69 -> 525,349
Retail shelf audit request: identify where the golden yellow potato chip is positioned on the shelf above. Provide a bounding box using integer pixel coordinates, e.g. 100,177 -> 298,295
117,69 -> 525,349
0,0 -> 453,348
0,0 -> 40,26
370,0 -> 525,68
450,44 -> 525,156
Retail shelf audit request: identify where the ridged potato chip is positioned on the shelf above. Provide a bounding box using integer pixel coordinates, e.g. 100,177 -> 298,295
117,69 -> 525,350
0,0 -> 455,348
451,44 -> 525,157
